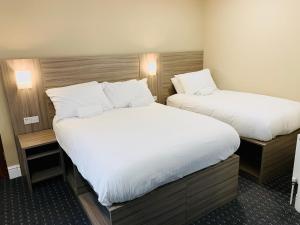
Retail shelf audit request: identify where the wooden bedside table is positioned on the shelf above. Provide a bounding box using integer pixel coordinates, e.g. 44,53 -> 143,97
18,129 -> 65,192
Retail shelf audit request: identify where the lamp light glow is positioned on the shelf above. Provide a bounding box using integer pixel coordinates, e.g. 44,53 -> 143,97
147,60 -> 157,76
15,70 -> 32,89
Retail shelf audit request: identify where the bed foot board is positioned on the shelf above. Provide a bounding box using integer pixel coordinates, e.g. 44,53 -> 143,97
66,154 -> 239,225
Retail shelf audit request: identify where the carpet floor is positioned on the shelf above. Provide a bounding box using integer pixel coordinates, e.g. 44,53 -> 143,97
1,174 -> 300,225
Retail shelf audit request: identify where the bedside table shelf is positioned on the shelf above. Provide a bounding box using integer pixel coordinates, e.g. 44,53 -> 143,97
18,129 -> 65,192
27,149 -> 60,161
31,166 -> 63,184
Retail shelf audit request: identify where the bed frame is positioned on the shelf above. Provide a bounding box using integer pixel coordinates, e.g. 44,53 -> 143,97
64,153 -> 239,225
238,129 -> 299,184
1,51 -> 240,225
156,52 -> 299,184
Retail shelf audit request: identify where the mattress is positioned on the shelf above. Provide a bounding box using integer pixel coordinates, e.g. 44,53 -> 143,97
53,103 -> 240,206
167,90 -> 300,141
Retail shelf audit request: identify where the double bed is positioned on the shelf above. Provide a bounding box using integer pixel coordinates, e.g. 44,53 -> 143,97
54,103 -> 240,207
1,52 -> 240,225
53,102 -> 240,224
43,76 -> 241,225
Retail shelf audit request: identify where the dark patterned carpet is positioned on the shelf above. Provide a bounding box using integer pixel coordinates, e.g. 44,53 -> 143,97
1,174 -> 300,225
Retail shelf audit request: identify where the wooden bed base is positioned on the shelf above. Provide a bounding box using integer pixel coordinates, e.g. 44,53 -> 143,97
65,154 -> 239,225
237,129 -> 300,184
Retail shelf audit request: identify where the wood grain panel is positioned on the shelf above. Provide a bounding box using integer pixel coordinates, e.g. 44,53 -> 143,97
18,129 -> 56,150
1,52 -> 203,133
40,55 -> 140,89
0,59 -> 49,134
158,51 -> 204,104
139,53 -> 159,97
79,193 -> 111,225
238,128 -> 300,183
39,54 -> 141,123
260,129 -> 299,183
72,155 -> 239,225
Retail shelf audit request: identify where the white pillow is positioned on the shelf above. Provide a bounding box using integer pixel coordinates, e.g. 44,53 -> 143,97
129,79 -> 154,107
171,77 -> 185,94
76,105 -> 103,118
129,97 -> 152,107
103,79 -> 138,108
46,81 -> 113,121
175,69 -> 218,95
103,79 -> 154,108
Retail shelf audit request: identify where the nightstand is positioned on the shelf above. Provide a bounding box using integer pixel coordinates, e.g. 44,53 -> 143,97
18,129 -> 65,192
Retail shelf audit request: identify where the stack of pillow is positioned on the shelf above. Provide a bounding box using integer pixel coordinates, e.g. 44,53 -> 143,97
171,69 -> 218,95
46,79 -> 154,120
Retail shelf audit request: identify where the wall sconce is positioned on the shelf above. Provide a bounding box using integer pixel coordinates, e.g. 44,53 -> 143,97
147,60 -> 157,76
147,59 -> 157,76
15,70 -> 33,89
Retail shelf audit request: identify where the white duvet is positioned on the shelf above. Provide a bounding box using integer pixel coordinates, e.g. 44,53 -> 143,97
167,90 -> 300,141
53,103 -> 239,206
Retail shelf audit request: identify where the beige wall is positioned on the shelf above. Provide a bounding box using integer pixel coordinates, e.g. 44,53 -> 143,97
0,0 -> 204,59
0,0 -> 204,166
204,0 -> 300,101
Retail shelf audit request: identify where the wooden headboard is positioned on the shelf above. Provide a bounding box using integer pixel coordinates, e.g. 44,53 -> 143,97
40,55 -> 141,126
0,51 -> 203,136
158,52 -> 204,104
1,54 -> 141,135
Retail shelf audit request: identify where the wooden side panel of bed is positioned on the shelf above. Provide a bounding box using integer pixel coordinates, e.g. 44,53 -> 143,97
68,154 -> 239,225
238,128 -> 300,183
261,129 -> 299,183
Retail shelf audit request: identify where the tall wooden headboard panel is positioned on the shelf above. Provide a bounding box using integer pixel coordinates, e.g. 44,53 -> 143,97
0,51 -> 203,136
39,54 -> 141,125
1,59 -> 50,134
1,54 -> 141,135
40,55 -> 140,89
158,51 -> 204,104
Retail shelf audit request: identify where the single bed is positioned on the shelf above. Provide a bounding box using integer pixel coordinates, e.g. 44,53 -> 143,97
53,102 -> 240,225
167,90 -> 300,183
167,91 -> 300,142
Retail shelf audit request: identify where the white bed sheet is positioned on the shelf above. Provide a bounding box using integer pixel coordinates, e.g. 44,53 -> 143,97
53,103 -> 239,206
167,91 -> 300,141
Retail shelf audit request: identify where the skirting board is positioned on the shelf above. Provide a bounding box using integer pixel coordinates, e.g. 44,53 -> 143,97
8,164 -> 22,179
